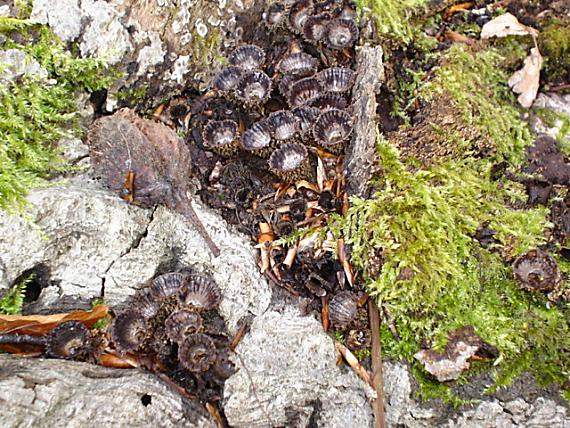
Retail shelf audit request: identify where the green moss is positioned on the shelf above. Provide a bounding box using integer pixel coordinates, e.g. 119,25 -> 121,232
423,45 -> 532,163
355,0 -> 428,44
539,18 -> 570,83
0,274 -> 30,315
0,18 -> 117,210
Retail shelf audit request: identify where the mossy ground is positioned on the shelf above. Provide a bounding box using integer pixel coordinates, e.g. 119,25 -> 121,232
0,16 -> 117,211
332,1 -> 570,404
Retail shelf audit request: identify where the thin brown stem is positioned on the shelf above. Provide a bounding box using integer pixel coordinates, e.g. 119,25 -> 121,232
368,298 -> 387,428
175,196 -> 221,257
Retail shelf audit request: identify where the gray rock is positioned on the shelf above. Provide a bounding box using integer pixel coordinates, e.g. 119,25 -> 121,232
29,0 -> 254,107
0,180 -> 271,331
530,93 -> 570,142
223,306 -> 375,428
0,49 -> 49,82
0,355 -> 215,428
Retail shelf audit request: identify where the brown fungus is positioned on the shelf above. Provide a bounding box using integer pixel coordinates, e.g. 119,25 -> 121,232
268,142 -> 310,182
178,333 -> 217,372
110,310 -> 149,353
325,18 -> 359,49
165,310 -> 203,343
46,321 -> 92,360
132,289 -> 161,319
309,93 -> 348,110
149,272 -> 185,300
313,108 -> 353,150
278,52 -> 319,76
267,110 -> 300,141
288,76 -> 324,107
228,44 -> 265,70
178,274 -> 222,310
264,2 -> 289,29
202,119 -> 240,156
512,249 -> 562,292
288,0 -> 313,33
212,66 -> 243,92
329,291 -> 357,329
240,120 -> 273,155
235,70 -> 272,106
317,67 -> 355,93
302,13 -> 330,43
291,106 -> 321,134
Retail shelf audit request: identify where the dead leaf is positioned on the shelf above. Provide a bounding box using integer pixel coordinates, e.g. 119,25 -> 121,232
0,304 -> 109,335
480,12 -> 538,39
508,47 -> 543,108
443,30 -> 475,46
443,2 -> 473,21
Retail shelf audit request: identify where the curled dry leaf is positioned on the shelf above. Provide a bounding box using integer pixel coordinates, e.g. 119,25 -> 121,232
480,12 -> 538,39
0,304 -> 109,335
508,47 -> 543,108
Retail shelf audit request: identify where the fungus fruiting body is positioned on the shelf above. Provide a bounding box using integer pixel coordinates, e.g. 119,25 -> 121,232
165,310 -> 203,343
202,120 -> 240,156
317,67 -> 355,93
269,143 -> 310,181
267,110 -> 300,142
325,18 -> 359,49
149,272 -> 185,300
278,52 -> 319,76
178,333 -> 217,372
235,70 -> 272,106
178,274 -> 222,310
228,44 -> 265,70
313,108 -> 353,151
213,66 -> 243,93
110,310 -> 149,352
288,77 -> 324,107
309,93 -> 348,110
46,321 -> 92,360
512,249 -> 562,292
288,0 -> 313,33
302,13 -> 331,43
329,291 -> 358,329
241,120 -> 273,156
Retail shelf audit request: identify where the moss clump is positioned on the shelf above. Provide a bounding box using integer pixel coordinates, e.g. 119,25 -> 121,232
0,275 -> 30,315
422,45 -> 532,163
539,18 -> 570,85
355,0 -> 428,44
0,18 -> 117,210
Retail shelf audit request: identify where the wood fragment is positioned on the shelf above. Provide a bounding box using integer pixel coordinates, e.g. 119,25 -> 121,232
337,238 -> 355,287
121,171 -> 136,203
368,299 -> 387,428
206,402 -> 226,428
321,296 -> 330,332
283,242 -> 298,268
230,320 -> 249,352
335,341 -> 373,386
443,2 -> 473,20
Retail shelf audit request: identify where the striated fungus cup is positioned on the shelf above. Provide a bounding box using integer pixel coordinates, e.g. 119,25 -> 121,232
309,93 -> 348,111
268,142 -> 311,182
329,291 -> 358,329
212,66 -> 243,93
267,110 -> 300,142
325,18 -> 359,49
288,76 -> 324,107
235,70 -> 272,107
313,108 -> 353,152
46,321 -> 92,360
165,310 -> 203,343
228,44 -> 265,70
149,272 -> 185,300
288,0 -> 313,34
178,274 -> 222,311
302,13 -> 331,43
202,119 -> 240,156
317,67 -> 355,93
110,310 -> 149,353
512,249 -> 562,292
264,2 -> 289,29
291,106 -> 321,136
240,120 -> 273,157
178,333 -> 217,372
278,52 -> 319,76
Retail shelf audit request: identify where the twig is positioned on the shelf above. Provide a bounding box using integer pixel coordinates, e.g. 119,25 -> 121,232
335,341 -> 372,386
368,299 -> 387,428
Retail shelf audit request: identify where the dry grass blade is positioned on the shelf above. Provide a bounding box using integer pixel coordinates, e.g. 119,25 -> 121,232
337,238 -> 355,287
230,320 -> 249,351
368,299 -> 387,428
206,402 -> 226,428
322,296 -> 330,331
335,341 -> 373,386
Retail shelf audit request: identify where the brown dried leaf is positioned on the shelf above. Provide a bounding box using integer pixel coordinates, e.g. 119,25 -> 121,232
508,47 -> 543,108
0,304 -> 109,335
480,12 -> 538,39
443,2 -> 473,20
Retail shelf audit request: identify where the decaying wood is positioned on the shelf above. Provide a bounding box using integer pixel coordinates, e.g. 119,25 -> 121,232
344,46 -> 385,198
368,299 -> 387,428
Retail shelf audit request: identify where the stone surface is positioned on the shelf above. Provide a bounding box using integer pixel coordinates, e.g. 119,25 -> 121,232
223,306 -> 375,428
0,179 -> 271,332
29,0 -> 254,107
530,92 -> 570,143
0,355 -> 215,428
0,48 -> 49,82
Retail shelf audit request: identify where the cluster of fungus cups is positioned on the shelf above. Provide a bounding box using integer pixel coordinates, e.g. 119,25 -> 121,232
203,0 -> 358,182
110,271 -> 233,383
